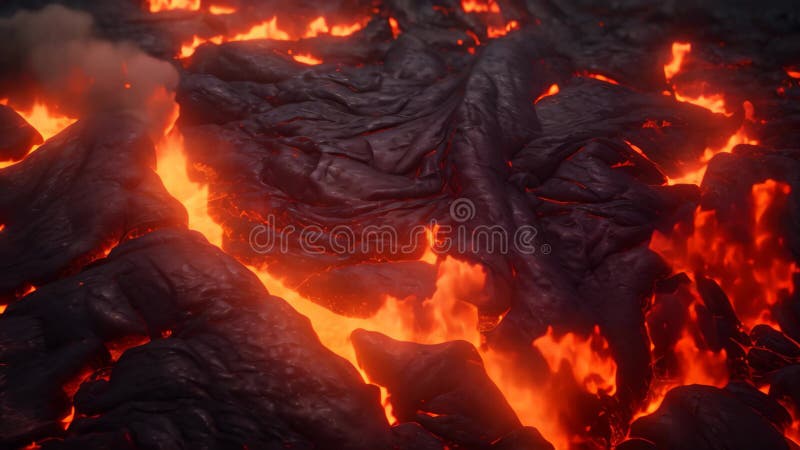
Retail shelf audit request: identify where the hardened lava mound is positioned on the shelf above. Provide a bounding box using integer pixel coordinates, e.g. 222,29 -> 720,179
1,1 -> 800,449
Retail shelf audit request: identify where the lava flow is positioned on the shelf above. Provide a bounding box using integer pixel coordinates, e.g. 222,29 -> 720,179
155,114 -> 620,450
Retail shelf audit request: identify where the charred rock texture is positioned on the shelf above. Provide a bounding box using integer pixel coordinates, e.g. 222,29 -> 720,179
352,329 -> 553,450
1,228 -> 393,449
296,261 -> 438,317
623,384 -> 794,450
0,115 -> 186,298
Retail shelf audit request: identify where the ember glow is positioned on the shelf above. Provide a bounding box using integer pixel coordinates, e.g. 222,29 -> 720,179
534,326 -> 618,396
155,131 -> 223,247
535,83 -> 560,103
487,20 -> 519,38
650,180 -> 797,330
148,0 -> 200,13
663,41 -> 735,116
461,0 -> 500,13
178,15 -> 366,58
666,125 -> 758,186
208,4 -> 236,15
0,100 -> 76,168
664,42 -> 692,82
290,52 -> 323,65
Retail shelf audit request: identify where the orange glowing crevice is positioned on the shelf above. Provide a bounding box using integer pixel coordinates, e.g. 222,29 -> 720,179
388,17 -> 401,39
300,16 -> 365,38
208,5 -> 236,15
673,91 -> 731,116
0,100 -> 77,169
232,16 -> 291,42
148,0 -> 200,13
584,72 -> 619,85
178,16 -> 366,58
155,131 -> 224,247
291,53 -> 323,65
487,20 -> 519,38
461,0 -> 501,13
662,41 -> 736,116
534,84 -> 560,103
61,406 -> 75,430
666,125 -> 758,186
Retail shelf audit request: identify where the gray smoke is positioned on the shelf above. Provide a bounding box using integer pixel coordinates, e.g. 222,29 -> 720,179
0,4 -> 179,136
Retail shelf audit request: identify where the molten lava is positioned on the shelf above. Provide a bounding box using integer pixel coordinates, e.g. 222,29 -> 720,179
535,84 -> 560,103
664,41 -> 734,116
290,52 -> 323,65
0,100 -> 77,169
664,42 -> 691,82
208,4 -> 236,15
148,0 -> 200,13
178,15 -> 366,58
650,180 -> 796,330
156,131 -> 223,247
666,125 -> 758,186
487,20 -> 519,38
534,326 -> 618,396
461,0 -> 501,13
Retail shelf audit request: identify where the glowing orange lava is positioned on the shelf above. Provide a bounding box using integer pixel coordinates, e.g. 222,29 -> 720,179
461,0 -> 500,13
178,15 -> 366,58
664,42 -> 691,82
533,325 -> 618,396
148,0 -> 200,13
60,406 -> 75,430
232,17 -> 291,42
208,4 -> 236,15
650,180 -> 797,330
666,125 -> 758,186
0,100 -> 77,169
535,83 -> 560,103
388,17 -> 401,39
663,41 -> 734,116
584,72 -> 619,84
291,53 -> 323,65
155,131 -> 223,247
487,20 -> 519,38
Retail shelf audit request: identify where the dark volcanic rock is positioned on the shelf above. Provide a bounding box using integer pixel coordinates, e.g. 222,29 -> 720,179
1,228 -> 393,449
296,260 -> 438,317
0,114 -> 187,299
0,104 -> 42,160
351,329 -> 553,450
625,384 -> 792,450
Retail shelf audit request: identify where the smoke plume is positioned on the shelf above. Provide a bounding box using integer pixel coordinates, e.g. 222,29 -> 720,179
0,4 -> 179,136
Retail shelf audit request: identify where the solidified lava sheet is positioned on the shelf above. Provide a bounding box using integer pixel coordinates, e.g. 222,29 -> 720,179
1,1 -> 799,449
